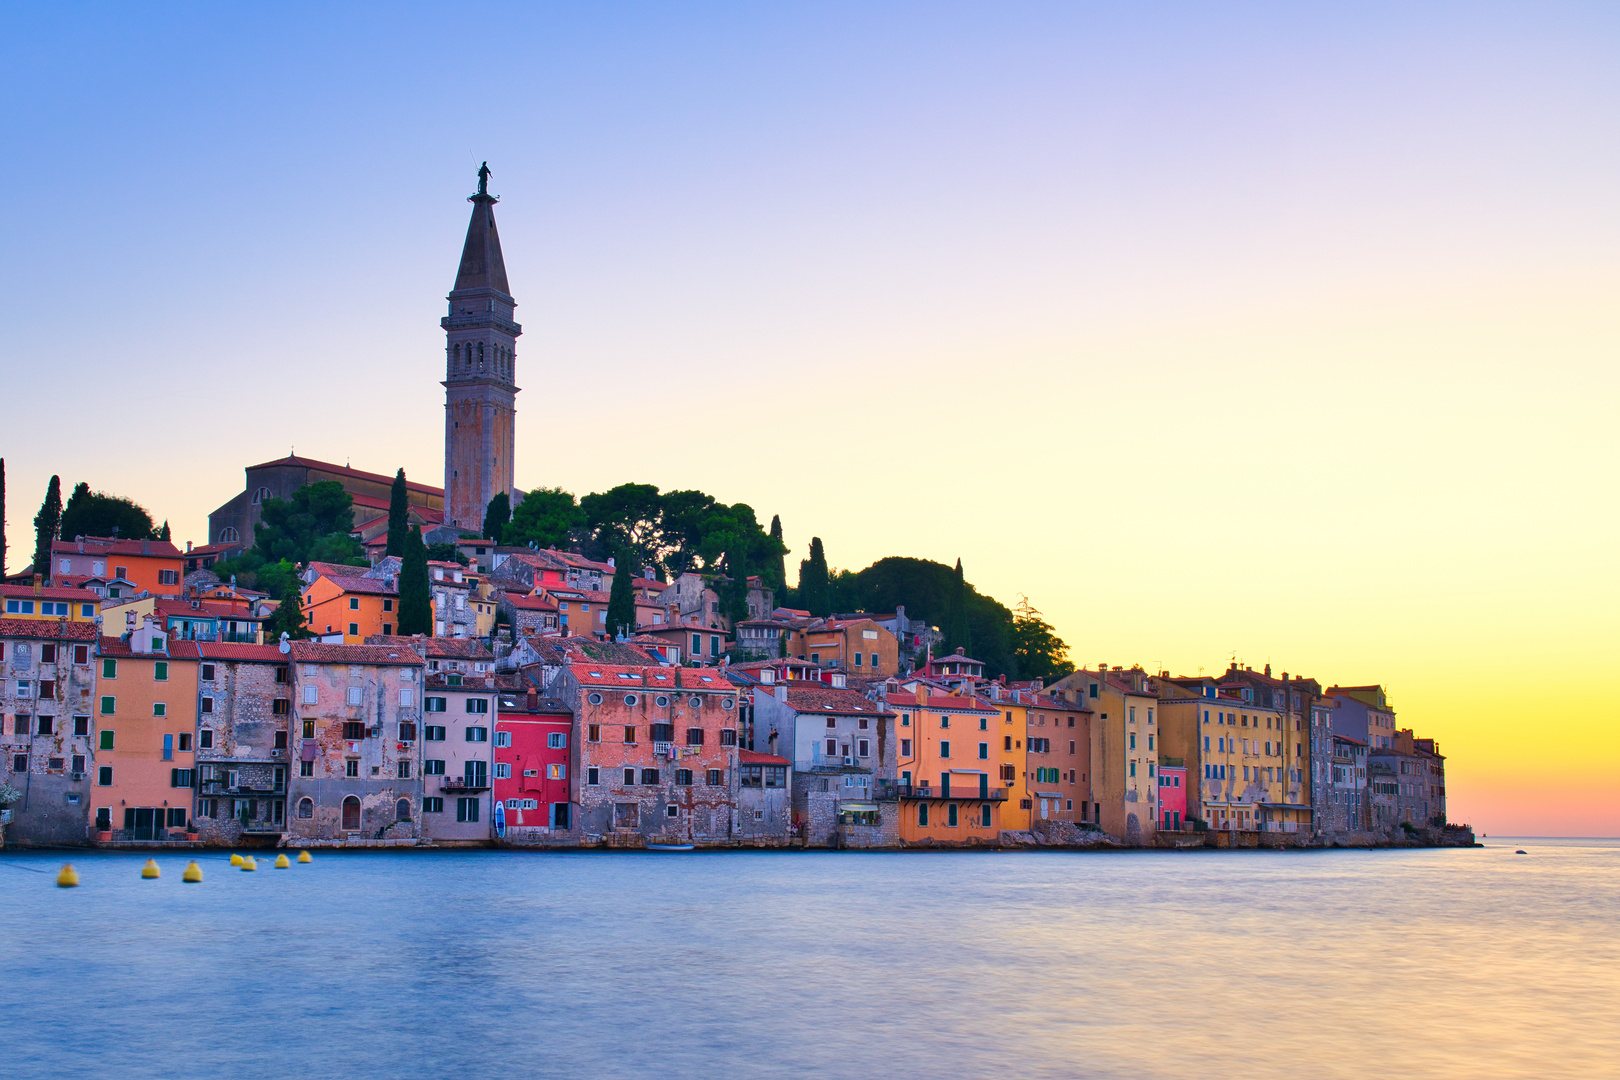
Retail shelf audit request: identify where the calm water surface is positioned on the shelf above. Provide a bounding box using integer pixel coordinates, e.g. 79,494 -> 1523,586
1,839 -> 1615,1079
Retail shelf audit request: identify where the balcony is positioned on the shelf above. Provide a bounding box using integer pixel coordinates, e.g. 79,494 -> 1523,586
876,781 -> 1007,802
441,776 -> 490,793
241,819 -> 286,833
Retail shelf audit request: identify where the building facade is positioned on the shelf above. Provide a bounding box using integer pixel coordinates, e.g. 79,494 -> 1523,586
1,619 -> 99,844
192,643 -> 291,844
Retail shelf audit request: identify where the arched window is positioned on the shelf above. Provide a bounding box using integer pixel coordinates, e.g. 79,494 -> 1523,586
395,798 -> 411,822
478,342 -> 485,363
297,797 -> 313,819
341,795 -> 361,830
219,527 -> 240,544
251,486 -> 272,504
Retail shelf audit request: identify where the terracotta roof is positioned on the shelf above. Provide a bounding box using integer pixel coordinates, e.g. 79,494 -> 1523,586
0,583 -> 103,602
552,551 -> 616,573
52,536 -> 184,559
364,634 -> 493,661
315,573 -> 397,597
519,637 -> 658,667
505,593 -> 558,611
738,749 -> 792,766
245,455 -> 444,497
154,598 -> 265,620
567,663 -> 736,691
98,637 -> 204,659
194,642 -> 287,662
0,619 -> 99,640
631,577 -> 668,591
783,687 -> 893,716
183,543 -> 242,557
288,642 -> 423,665
881,691 -> 996,715
304,561 -> 372,579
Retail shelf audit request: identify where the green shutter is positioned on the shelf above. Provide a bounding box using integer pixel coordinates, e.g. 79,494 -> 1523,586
99,696 -> 115,716
99,729 -> 115,750
102,658 -> 117,678
154,661 -> 168,681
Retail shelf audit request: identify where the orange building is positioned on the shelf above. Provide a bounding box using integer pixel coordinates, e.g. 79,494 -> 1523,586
51,536 -> 186,598
887,683 -> 1012,844
93,617 -> 201,840
302,571 -> 399,643
798,617 -> 901,677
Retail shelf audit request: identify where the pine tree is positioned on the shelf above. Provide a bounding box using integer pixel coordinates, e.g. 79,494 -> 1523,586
0,458 -> 7,577
386,468 -> 411,557
482,492 -> 511,543
32,476 -> 61,583
767,514 -> 786,592
799,536 -> 831,617
264,578 -> 310,642
158,521 -> 170,541
606,553 -> 636,640
396,525 -> 433,635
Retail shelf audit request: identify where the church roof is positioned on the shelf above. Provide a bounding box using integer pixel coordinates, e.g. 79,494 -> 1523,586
453,191 -> 511,296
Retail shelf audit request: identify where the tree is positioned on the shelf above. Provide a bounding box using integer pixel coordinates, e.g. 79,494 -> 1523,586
720,545 -> 751,625
263,574 -> 310,642
32,476 -> 61,582
0,458 -> 7,577
943,558 -> 973,658
426,542 -> 469,566
799,537 -> 831,617
482,491 -> 511,543
1010,597 -> 1073,681
766,515 -> 786,592
504,486 -> 585,549
252,481 -> 364,566
386,469 -> 410,557
396,526 -> 432,635
58,482 -> 157,542
581,483 -> 666,562
158,521 -> 170,541
606,553 -> 636,640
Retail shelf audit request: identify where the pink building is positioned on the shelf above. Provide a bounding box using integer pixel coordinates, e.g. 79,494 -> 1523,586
494,688 -> 575,836
1158,763 -> 1188,831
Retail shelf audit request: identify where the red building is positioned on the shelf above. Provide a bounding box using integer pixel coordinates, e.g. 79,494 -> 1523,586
495,688 -> 575,835
1158,763 -> 1188,831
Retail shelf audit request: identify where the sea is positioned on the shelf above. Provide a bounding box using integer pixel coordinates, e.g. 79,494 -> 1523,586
0,838 -> 1614,1079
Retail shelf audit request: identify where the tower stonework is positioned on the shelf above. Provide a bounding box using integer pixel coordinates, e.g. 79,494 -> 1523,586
442,165 -> 520,531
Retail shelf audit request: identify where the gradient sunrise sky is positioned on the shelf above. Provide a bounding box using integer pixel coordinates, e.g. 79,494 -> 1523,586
2,3 -> 1616,835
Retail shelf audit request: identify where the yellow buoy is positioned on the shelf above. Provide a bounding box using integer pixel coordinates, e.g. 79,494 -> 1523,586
182,861 -> 203,883
141,859 -> 161,880
297,850 -> 312,863
229,853 -> 244,866
57,863 -> 80,888
273,853 -> 290,869
240,856 -> 257,871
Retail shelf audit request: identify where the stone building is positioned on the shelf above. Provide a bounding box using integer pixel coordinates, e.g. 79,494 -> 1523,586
192,643 -> 292,845
1321,733 -> 1370,835
556,663 -> 742,845
208,455 -> 443,551
285,642 -> 425,845
442,164 -> 521,531
0,619 -> 99,845
735,749 -> 793,844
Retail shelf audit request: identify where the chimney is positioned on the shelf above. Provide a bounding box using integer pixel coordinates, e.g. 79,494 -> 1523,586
142,539 -> 151,555
774,683 -> 787,702
1264,663 -> 1271,676
955,647 -> 965,656
526,689 -> 538,712
77,536 -> 85,553
186,541 -> 193,553
33,574 -> 42,594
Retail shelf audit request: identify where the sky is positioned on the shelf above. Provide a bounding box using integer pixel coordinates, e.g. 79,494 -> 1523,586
2,3 -> 1616,835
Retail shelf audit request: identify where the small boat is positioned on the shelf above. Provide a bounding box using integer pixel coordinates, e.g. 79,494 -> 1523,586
647,843 -> 694,852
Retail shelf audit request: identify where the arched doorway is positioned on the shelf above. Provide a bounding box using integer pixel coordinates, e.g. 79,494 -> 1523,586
395,798 -> 411,822
341,796 -> 361,831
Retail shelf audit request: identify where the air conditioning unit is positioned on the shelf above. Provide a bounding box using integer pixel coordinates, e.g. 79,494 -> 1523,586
842,756 -> 855,766
70,772 -> 85,781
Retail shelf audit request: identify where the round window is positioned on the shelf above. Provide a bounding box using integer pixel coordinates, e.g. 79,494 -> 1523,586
624,694 -> 639,706
655,695 -> 670,707
721,697 -> 735,710
587,692 -> 603,705
689,696 -> 703,709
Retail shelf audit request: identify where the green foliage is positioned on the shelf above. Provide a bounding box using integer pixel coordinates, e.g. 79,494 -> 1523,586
606,554 -> 636,640
944,558 -> 973,658
1009,598 -> 1073,681
426,543 -> 469,565
766,515 -> 787,592
830,555 -> 1020,678
1,457 -> 7,577
396,526 -> 432,636
262,572 -> 310,642
580,483 -> 664,560
720,544 -> 750,624
32,475 -> 61,582
504,487 -> 585,549
798,537 -> 831,617
158,521 -> 170,541
386,469 -> 410,557
482,491 -> 511,543
253,481 -> 364,566
577,483 -> 785,582
59,482 -> 158,543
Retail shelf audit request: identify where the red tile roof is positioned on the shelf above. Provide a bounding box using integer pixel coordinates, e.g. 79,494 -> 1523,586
783,687 -> 893,716
881,691 -> 996,715
567,663 -> 736,691
0,619 -> 99,640
52,536 -> 184,559
314,573 -> 398,597
505,593 -> 558,611
0,583 -> 103,602
154,598 -> 265,620
288,642 -> 423,665
738,749 -> 792,766
304,561 -> 373,579
246,455 -> 445,497
364,634 -> 493,660
195,642 -> 287,662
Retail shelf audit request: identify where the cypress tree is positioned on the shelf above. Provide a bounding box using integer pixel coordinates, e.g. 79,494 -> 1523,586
0,458 -> 7,577
158,521 -> 171,542
264,578 -> 309,642
386,468 -> 411,557
606,553 -> 636,640
482,492 -> 511,543
944,557 -> 973,657
396,525 -> 433,636
799,536 -> 831,617
767,514 -> 786,592
32,476 -> 61,583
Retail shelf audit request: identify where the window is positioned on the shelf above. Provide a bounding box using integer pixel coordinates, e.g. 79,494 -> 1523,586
546,732 -> 567,749
640,768 -> 660,785
399,688 -> 415,708
423,797 -> 444,813
11,753 -> 26,773
101,657 -> 117,679
466,698 -> 489,714
398,760 -> 412,779
35,715 -> 53,736
98,766 -> 113,786
171,768 -> 194,788
588,693 -> 603,705
162,733 -> 174,760
947,804 -> 959,827
74,715 -> 90,736
424,696 -> 448,713
586,767 -> 599,785
587,724 -> 600,742
918,803 -> 929,826
940,740 -> 951,758
623,694 -> 638,707
466,727 -> 488,742
900,738 -> 912,757
978,742 -> 988,760
825,738 -> 837,757
382,599 -> 393,612
706,769 -> 723,786
493,730 -> 510,747
303,686 -> 318,704
345,759 -> 360,777
303,720 -> 316,738
685,727 -> 704,746
675,769 -> 693,786
624,726 -> 637,744
494,762 -> 511,779
858,739 -> 870,757
343,721 -> 366,740
456,797 -> 480,823
623,768 -> 636,785
200,695 -> 214,715
424,759 -> 445,775
5,599 -> 34,614
719,728 -> 737,746
99,729 -> 115,750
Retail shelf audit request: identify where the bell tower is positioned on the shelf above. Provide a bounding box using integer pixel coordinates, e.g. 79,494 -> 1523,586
442,162 -> 520,531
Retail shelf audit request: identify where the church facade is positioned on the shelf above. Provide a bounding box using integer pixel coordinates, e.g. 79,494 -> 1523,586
441,164 -> 521,531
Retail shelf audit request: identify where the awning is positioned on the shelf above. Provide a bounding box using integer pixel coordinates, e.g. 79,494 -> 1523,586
839,802 -> 878,812
947,768 -> 987,776
1034,791 -> 1064,799
1259,802 -> 1312,811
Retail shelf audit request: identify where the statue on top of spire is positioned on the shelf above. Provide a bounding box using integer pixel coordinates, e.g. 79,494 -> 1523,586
476,161 -> 491,197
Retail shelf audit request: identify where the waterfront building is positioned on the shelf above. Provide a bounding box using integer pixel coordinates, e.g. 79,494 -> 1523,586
420,664 -> 498,842
882,682 -> 1008,845
1045,666 -> 1160,844
735,749 -> 793,843
191,642 -> 291,844
93,619 -> 201,840
51,535 -> 185,598
1157,760 -> 1188,831
493,687 -> 574,838
1322,733 -> 1370,834
975,682 -> 1036,831
1215,664 -> 1322,833
284,642 -> 425,843
751,679 -> 897,846
0,618 -> 99,844
1326,684 -> 1398,750
559,664 -> 741,843
1024,691 -> 1092,826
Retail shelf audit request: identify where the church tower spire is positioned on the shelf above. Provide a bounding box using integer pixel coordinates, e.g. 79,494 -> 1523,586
442,162 -> 521,532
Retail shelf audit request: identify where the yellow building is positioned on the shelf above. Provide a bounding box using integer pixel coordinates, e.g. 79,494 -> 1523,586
0,581 -> 100,623
1045,665 -> 1160,844
978,684 -> 1039,831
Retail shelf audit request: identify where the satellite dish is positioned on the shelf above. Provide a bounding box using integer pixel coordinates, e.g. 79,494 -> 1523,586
278,631 -> 292,655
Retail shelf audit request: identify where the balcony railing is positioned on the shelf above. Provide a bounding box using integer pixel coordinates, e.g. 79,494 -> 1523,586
441,776 -> 490,792
876,781 -> 1007,802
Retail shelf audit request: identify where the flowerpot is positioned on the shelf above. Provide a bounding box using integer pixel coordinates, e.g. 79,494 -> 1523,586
96,830 -> 112,842
185,832 -> 199,842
